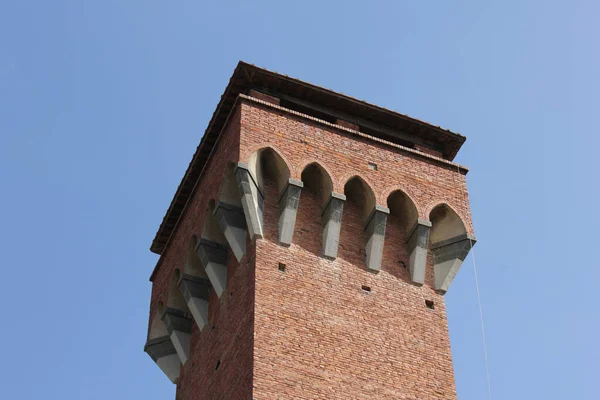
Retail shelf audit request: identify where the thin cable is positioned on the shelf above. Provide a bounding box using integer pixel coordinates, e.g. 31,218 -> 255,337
457,165 -> 492,400
469,242 -> 492,400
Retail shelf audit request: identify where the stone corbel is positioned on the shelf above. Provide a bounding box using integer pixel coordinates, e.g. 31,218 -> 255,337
161,308 -> 193,365
178,273 -> 211,331
144,336 -> 181,383
364,205 -> 389,271
278,178 -> 303,246
406,219 -> 432,285
213,202 -> 247,261
195,238 -> 228,298
321,192 -> 346,259
235,162 -> 264,240
431,233 -> 477,293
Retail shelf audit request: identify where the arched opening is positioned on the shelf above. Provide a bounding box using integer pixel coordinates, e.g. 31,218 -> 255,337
429,204 -> 466,244
219,163 -> 242,207
383,190 -> 419,280
246,148 -> 292,242
201,200 -> 227,245
429,204 -> 473,293
301,163 -> 333,207
248,147 -> 291,196
167,269 -> 189,311
184,235 -> 207,278
295,163 -> 334,255
387,191 -> 418,234
344,176 -> 376,221
339,176 -> 377,267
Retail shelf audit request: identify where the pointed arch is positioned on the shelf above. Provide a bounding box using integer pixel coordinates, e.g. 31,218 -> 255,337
428,202 -> 474,293
218,163 -> 242,207
380,184 -> 422,217
428,203 -> 467,244
184,235 -> 207,278
297,159 -> 337,188
301,162 -> 334,207
247,146 -> 292,195
386,189 -> 419,234
200,200 -> 226,244
343,175 -> 376,221
167,269 -> 188,311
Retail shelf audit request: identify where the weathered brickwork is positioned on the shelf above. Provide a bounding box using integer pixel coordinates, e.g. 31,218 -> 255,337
145,90 -> 474,400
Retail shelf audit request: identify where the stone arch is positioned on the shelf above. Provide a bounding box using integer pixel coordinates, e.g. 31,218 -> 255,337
428,203 -> 467,244
428,202 -> 475,293
343,175 -> 376,221
301,162 -> 334,207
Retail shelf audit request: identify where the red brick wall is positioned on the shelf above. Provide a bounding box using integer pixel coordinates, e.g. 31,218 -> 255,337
147,95 -> 473,399
239,99 -> 471,399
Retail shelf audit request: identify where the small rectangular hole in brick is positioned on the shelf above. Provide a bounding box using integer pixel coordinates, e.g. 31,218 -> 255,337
215,359 -> 221,370
425,300 -> 435,309
361,285 -> 371,293
278,263 -> 286,273
368,162 -> 378,171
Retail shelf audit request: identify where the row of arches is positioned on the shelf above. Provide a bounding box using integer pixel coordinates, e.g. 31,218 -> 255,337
145,147 -> 475,383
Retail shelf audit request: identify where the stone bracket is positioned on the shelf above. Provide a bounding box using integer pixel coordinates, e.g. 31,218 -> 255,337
213,201 -> 247,261
161,308 -> 193,365
321,192 -> 346,259
406,218 -> 432,285
431,233 -> 477,293
178,274 -> 211,331
195,238 -> 228,298
364,205 -> 389,271
278,178 -> 303,246
144,336 -> 181,383
235,162 -> 264,240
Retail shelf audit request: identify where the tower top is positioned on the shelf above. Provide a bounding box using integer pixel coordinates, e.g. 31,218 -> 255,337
150,61 -> 467,255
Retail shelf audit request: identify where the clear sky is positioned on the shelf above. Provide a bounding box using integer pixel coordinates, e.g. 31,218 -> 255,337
1,1 -> 598,399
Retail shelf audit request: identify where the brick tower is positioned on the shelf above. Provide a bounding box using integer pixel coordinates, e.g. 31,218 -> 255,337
144,62 -> 476,399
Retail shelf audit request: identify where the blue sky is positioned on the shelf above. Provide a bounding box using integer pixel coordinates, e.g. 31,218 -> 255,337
1,1 -> 598,399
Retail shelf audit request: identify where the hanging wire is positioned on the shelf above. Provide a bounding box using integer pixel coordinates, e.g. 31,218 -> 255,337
457,164 -> 492,400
